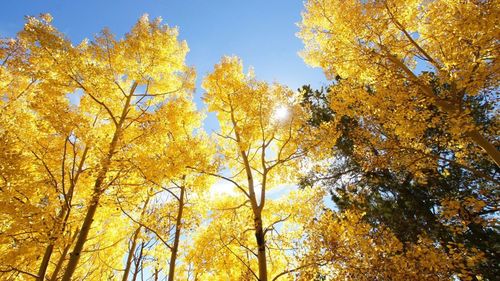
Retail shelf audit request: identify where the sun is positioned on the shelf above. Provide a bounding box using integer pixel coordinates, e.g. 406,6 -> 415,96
273,105 -> 289,121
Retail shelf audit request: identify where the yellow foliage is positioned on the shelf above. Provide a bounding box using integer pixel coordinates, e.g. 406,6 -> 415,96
299,0 -> 499,169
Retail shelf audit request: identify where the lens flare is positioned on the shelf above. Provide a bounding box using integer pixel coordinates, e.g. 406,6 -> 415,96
273,105 -> 288,121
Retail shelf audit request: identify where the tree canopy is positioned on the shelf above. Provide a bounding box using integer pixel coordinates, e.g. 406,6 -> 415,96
0,1 -> 498,280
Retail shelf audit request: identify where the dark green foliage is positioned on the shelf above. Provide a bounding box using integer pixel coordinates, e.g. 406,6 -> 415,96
299,84 -> 500,280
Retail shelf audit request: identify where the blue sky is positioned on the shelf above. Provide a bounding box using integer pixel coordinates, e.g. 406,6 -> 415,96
1,0 -> 328,131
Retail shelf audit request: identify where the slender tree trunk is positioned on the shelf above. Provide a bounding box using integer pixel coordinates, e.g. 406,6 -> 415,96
61,86 -> 135,281
167,185 -> 185,281
37,205 -> 70,281
244,156 -> 268,281
123,195 -> 150,281
247,169 -> 268,281
131,242 -> 144,281
154,267 -> 159,281
48,244 -> 69,281
122,227 -> 141,281
37,243 -> 55,281
466,130 -> 500,166
254,212 -> 267,281
37,235 -> 59,280
49,229 -> 79,281
387,54 -> 500,166
61,193 -> 101,281
37,146 -> 88,280
229,102 -> 268,280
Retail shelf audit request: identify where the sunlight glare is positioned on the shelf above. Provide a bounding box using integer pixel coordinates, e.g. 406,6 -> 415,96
273,105 -> 289,121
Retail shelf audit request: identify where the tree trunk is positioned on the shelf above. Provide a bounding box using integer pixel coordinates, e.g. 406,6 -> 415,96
61,194 -> 101,281
388,54 -> 500,166
229,103 -> 268,280
131,242 -> 144,281
37,145 -> 88,280
49,229 -> 79,281
37,204 -> 70,281
61,86 -> 135,281
254,213 -> 267,281
36,241 -> 54,281
466,129 -> 500,166
122,227 -> 141,281
154,267 -> 159,281
123,195 -> 150,281
167,185 -> 185,281
37,239 -> 57,281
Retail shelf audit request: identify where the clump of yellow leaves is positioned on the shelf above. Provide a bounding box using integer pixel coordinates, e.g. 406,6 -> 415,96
301,209 -> 485,281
